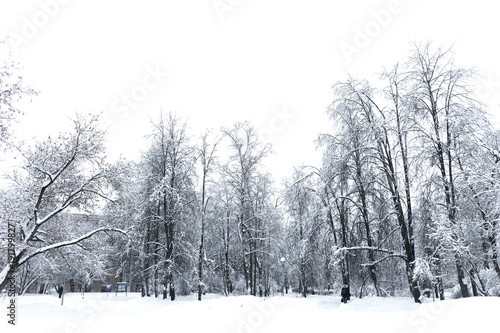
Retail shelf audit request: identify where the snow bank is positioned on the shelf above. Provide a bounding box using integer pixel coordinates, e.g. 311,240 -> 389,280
1,293 -> 498,332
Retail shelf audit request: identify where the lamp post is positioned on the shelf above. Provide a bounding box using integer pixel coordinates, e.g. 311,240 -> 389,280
280,257 -> 285,296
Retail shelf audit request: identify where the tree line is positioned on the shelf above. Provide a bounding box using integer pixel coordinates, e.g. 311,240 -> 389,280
1,42 -> 499,302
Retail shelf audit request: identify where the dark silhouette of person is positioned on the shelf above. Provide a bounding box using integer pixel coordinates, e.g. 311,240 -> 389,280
341,284 -> 351,303
57,285 -> 64,299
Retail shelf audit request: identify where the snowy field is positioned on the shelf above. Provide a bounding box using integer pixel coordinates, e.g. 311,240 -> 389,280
1,292 -> 499,332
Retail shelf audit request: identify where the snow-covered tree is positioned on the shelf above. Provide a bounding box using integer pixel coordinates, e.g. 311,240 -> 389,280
221,121 -> 271,295
139,112 -> 196,299
0,113 -> 128,292
196,131 -> 220,301
0,42 -> 37,144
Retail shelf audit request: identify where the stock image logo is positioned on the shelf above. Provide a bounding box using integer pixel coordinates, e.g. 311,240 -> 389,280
213,0 -> 246,21
7,0 -> 71,52
100,64 -> 169,132
5,222 -> 17,326
236,297 -> 285,333
339,0 -> 408,64
258,106 -> 296,144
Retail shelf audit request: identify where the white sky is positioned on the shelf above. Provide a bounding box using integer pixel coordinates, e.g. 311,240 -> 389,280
1,0 -> 499,182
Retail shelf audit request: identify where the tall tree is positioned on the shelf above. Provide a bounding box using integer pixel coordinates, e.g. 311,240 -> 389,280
0,114 -> 128,292
196,131 -> 220,301
140,112 -> 196,300
407,42 -> 485,298
285,169 -> 316,298
222,121 -> 271,295
328,79 -> 410,299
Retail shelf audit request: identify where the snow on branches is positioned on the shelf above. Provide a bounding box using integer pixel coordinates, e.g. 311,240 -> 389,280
0,113 -> 128,292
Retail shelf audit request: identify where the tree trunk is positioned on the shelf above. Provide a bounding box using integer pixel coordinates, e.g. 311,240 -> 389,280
197,191 -> 205,301
223,210 -> 231,296
197,228 -> 204,301
338,165 -> 350,286
240,220 -> 250,294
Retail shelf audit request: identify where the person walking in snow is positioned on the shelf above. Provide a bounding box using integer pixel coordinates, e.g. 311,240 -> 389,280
341,284 -> 350,303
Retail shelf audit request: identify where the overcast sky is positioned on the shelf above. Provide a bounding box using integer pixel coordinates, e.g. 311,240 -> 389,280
1,0 -> 499,182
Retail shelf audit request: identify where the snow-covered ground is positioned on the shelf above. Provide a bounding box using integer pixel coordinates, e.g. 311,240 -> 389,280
1,292 -> 498,332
